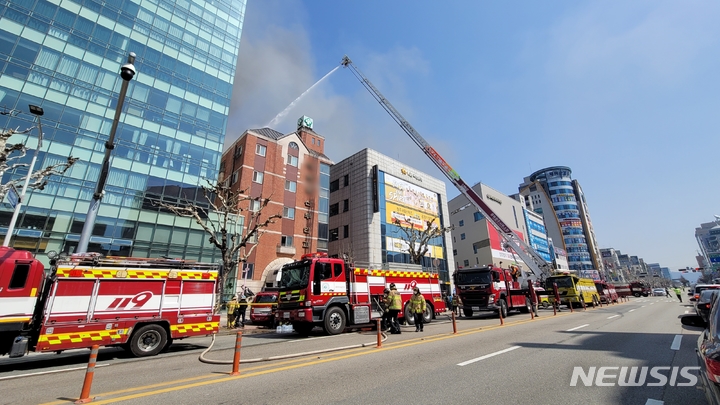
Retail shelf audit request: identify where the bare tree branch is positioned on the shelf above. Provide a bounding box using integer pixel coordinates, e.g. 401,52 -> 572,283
393,218 -> 453,266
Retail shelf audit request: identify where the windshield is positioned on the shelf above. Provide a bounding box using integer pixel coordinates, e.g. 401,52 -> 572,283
255,294 -> 277,303
546,276 -> 574,289
279,262 -> 310,290
456,270 -> 492,284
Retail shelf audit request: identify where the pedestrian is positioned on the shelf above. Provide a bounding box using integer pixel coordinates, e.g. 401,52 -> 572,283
665,288 -> 670,298
673,287 -> 682,303
452,294 -> 460,317
385,283 -> 402,334
409,287 -> 426,332
226,296 -> 239,328
236,293 -> 248,327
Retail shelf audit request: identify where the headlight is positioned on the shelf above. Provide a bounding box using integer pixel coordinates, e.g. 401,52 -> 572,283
488,294 -> 495,303
298,311 -> 305,317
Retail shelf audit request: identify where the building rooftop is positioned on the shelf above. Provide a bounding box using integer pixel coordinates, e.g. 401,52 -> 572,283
249,127 -> 286,140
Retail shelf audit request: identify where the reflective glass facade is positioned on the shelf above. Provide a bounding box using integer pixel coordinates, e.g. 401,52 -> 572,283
0,0 -> 246,264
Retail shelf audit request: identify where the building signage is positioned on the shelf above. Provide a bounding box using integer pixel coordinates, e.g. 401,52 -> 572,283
601,251 -> 612,257
400,168 -> 422,182
486,194 -> 502,205
579,270 -> 601,281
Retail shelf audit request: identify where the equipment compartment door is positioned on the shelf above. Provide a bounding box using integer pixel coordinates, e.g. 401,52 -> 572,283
92,280 -> 163,321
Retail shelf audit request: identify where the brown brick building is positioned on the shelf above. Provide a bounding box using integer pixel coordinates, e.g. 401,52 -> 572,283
219,117 -> 332,294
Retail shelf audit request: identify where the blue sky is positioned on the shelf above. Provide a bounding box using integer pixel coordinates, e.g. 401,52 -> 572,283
227,1 -> 720,272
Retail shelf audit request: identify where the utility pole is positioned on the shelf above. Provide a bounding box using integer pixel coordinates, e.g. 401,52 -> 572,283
3,105 -> 43,247
77,53 -> 136,253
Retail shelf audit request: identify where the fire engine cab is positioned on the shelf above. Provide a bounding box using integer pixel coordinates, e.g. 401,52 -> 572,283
0,248 -> 219,358
276,253 -> 446,335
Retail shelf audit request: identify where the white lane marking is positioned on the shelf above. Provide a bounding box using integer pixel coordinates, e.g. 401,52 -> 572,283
628,309 -> 636,312
650,303 -> 655,305
671,335 -> 682,351
645,399 -> 663,405
642,305 -> 646,308
685,310 -> 690,314
0,364 -> 110,381
567,324 -> 590,332
457,346 -> 521,366
607,315 -> 620,319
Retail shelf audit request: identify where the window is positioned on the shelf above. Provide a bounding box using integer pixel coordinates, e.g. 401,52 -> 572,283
287,154 -> 298,167
231,170 -> 239,185
453,249 -> 457,256
461,233 -> 466,240
9,263 -> 31,289
329,203 -> 339,217
285,180 -> 296,192
283,207 -> 295,219
312,138 -> 315,145
474,212 -> 483,222
463,259 -> 469,267
459,220 -> 464,227
343,174 -> 349,187
476,257 -> 479,264
317,262 -> 331,279
329,179 -> 339,192
343,225 -> 349,238
250,200 -> 261,212
248,233 -> 258,243
343,199 -> 349,212
289,142 -> 299,149
329,228 -> 339,241
234,145 -> 243,157
255,144 -> 266,156
473,245 -> 478,254
333,263 -> 343,277
253,171 -> 264,184
281,235 -> 293,247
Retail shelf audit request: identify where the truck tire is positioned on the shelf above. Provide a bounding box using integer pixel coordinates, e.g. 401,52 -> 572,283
497,299 -> 508,318
422,302 -> 433,324
541,301 -> 549,309
294,323 -> 314,336
128,324 -> 167,357
519,297 -> 531,313
404,303 -> 415,325
463,308 -> 473,317
633,292 -> 640,297
324,307 -> 346,335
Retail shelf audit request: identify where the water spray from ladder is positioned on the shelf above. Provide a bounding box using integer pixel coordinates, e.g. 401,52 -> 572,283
266,65 -> 340,128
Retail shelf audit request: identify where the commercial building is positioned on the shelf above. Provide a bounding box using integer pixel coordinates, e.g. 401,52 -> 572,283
327,149 -> 454,292
600,248 -> 625,282
696,220 -> 720,275
0,2 -> 246,271
449,182 -> 529,273
220,118 -> 331,293
518,166 -> 603,272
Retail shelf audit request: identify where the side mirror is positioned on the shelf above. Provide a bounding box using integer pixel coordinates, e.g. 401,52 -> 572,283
680,315 -> 707,328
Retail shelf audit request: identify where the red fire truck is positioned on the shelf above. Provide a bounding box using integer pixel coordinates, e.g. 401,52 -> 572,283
0,248 -> 219,358
454,265 -> 532,318
594,281 -> 618,304
615,281 -> 650,297
276,253 -> 446,335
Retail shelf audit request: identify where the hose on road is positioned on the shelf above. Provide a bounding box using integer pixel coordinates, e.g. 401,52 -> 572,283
198,330 -> 388,365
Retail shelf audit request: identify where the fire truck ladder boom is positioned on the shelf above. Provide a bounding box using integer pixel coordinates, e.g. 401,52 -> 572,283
340,55 -> 551,280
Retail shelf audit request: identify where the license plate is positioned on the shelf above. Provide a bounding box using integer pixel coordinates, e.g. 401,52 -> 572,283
472,306 -> 480,311
283,312 -> 290,319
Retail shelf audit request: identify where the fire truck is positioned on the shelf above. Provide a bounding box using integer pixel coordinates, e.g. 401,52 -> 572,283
0,248 -> 219,358
594,281 -> 618,304
615,281 -> 650,297
275,253 -> 445,335
454,265 -> 532,318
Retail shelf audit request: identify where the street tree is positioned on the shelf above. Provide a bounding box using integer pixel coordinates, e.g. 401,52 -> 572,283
392,217 -> 452,266
0,126 -> 78,202
156,181 -> 281,311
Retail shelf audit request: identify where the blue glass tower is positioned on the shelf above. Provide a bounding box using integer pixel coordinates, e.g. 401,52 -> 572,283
0,0 -> 246,264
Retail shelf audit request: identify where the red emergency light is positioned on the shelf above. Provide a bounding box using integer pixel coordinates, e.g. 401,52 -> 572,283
301,252 -> 328,260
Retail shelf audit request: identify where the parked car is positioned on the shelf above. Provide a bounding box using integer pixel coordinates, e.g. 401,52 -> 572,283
692,285 -> 720,302
687,293 -> 720,405
697,290 -> 718,323
652,288 -> 666,297
249,291 -> 278,326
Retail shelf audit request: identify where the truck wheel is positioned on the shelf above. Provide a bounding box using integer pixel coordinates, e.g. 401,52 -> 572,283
129,324 -> 167,357
633,292 -> 640,297
404,303 -> 415,325
294,323 -> 314,336
519,297 -> 531,313
497,299 -> 508,318
541,301 -> 549,309
324,307 -> 346,335
422,302 -> 433,324
463,308 -> 473,317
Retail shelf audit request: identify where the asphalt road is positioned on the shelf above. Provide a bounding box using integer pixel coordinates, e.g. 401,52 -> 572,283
0,297 -> 707,405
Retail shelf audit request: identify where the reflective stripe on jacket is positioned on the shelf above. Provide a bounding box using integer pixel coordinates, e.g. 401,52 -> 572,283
409,294 -> 426,314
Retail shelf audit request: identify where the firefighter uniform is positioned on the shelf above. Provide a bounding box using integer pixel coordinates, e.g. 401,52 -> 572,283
385,284 -> 402,334
409,288 -> 426,332
226,297 -> 239,328
451,294 -> 460,317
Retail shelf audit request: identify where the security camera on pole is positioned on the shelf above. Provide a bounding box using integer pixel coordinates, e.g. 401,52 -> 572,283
77,53 -> 136,253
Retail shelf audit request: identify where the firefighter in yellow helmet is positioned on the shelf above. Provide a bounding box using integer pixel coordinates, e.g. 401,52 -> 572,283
409,287 -> 426,332
226,296 -> 239,328
384,283 -> 402,334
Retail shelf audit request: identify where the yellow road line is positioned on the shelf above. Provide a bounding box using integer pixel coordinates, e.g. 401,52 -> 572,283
41,311 -> 575,405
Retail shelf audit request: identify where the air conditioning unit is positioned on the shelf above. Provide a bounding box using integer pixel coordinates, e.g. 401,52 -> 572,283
302,241 -> 310,248
304,201 -> 312,207
303,228 -> 310,234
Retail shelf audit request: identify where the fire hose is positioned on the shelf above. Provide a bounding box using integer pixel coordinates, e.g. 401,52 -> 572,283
198,330 -> 388,365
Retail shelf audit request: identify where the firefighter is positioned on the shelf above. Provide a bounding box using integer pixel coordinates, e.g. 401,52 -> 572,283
237,293 -> 249,327
673,287 -> 682,303
451,294 -> 460,317
226,296 -> 239,328
385,283 -> 402,334
381,288 -> 391,331
409,287 -> 426,332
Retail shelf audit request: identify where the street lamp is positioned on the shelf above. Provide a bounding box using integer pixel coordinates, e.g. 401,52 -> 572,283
3,105 -> 44,247
77,52 -> 136,253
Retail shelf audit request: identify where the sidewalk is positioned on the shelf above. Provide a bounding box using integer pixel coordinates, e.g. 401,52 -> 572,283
217,310 -> 275,336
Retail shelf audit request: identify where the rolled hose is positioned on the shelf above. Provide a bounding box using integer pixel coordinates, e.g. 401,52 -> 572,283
198,330 -> 388,365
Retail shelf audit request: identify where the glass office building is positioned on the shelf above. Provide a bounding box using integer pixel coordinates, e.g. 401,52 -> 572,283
0,0 -> 246,264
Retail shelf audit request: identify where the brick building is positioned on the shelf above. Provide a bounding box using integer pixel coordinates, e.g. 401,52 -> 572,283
219,117 -> 331,294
